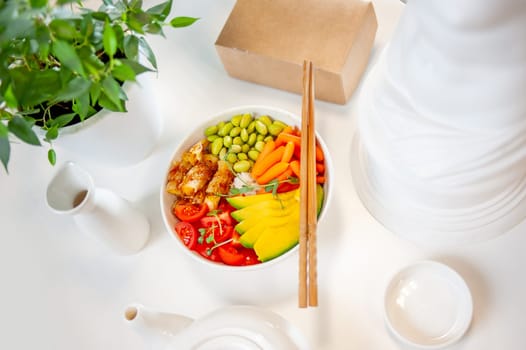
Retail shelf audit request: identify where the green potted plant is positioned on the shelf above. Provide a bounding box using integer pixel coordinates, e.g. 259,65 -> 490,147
0,0 -> 197,172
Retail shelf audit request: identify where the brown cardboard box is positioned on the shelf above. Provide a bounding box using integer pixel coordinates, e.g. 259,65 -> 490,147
215,0 -> 377,104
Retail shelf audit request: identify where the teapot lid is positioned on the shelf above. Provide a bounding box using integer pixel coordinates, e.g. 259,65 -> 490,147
169,305 -> 308,350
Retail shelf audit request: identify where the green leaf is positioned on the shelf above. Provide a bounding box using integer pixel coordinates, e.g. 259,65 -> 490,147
57,0 -> 79,4
127,11 -> 152,34
112,61 -> 137,82
101,76 -> 126,112
128,0 -> 144,10
170,16 -> 199,28
0,123 -> 8,138
0,135 -> 10,173
49,19 -> 78,40
91,11 -> 110,22
45,125 -> 59,141
30,0 -> 48,9
4,84 -> 18,109
74,93 -> 90,121
98,92 -> 125,112
123,35 -> 139,60
146,0 -> 172,21
145,22 -> 163,35
119,58 -> 154,75
89,82 -> 102,105
138,37 -> 157,70
8,116 -> 41,146
52,40 -> 86,76
47,148 -> 56,165
49,113 -> 76,128
53,77 -> 92,103
103,21 -> 117,57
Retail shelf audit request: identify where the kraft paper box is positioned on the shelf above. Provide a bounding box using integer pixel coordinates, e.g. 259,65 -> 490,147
215,0 -> 377,104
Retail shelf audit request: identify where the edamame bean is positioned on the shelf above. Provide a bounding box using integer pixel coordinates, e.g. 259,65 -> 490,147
255,120 -> 268,135
264,135 -> 273,142
218,122 -> 233,136
247,133 -> 257,146
204,125 -> 218,136
223,135 -> 232,148
240,128 -> 249,142
230,144 -> 242,153
268,123 -> 283,136
211,137 -> 224,155
256,134 -> 264,142
237,152 -> 248,161
233,160 -> 251,173
231,114 -> 242,126
248,150 -> 260,161
207,135 -> 219,142
240,113 -> 253,129
226,153 -> 237,163
247,121 -> 256,133
258,115 -> 272,126
219,147 -> 227,160
233,136 -> 242,145
255,141 -> 265,152
273,120 -> 288,128
241,144 -> 250,153
230,126 -> 242,137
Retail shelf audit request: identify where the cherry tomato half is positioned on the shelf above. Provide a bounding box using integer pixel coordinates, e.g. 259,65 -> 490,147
174,221 -> 197,249
200,210 -> 233,227
173,202 -> 208,222
218,245 -> 245,266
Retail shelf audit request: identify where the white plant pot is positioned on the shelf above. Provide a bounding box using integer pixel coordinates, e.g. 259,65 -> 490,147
52,73 -> 163,167
352,0 -> 526,245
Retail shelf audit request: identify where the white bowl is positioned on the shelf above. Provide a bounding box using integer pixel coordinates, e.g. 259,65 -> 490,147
384,260 -> 473,349
160,105 -> 333,303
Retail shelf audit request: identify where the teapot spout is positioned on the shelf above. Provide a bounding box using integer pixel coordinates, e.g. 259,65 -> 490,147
124,304 -> 193,345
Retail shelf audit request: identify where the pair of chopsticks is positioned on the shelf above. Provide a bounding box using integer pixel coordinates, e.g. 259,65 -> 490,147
299,60 -> 318,308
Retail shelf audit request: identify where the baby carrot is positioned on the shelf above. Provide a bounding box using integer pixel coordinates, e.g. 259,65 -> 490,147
277,167 -> 294,181
315,143 -> 324,162
275,133 -> 301,148
290,159 -> 301,178
257,139 -> 275,162
257,162 -> 289,185
316,162 -> 325,174
252,146 -> 285,178
281,141 -> 295,163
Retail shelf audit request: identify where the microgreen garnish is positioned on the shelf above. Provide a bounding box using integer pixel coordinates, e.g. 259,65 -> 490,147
227,176 -> 299,199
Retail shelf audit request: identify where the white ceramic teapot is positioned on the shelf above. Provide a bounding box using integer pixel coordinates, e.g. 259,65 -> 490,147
124,304 -> 309,350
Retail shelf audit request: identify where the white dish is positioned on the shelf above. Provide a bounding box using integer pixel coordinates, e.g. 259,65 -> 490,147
384,261 -> 473,349
160,105 -> 333,303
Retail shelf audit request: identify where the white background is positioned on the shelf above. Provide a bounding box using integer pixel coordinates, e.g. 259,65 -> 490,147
1,0 -> 525,349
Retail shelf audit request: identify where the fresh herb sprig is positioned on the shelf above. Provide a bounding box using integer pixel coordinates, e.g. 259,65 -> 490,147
197,209 -> 232,256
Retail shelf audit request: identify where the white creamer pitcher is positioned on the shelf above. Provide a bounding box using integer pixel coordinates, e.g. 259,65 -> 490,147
46,161 -> 150,254
124,304 -> 309,350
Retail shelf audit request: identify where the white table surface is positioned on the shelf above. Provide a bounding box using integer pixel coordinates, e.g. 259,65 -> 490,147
2,1 -> 525,349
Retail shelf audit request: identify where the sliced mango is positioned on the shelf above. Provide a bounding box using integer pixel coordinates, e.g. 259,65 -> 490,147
231,199 -> 298,222
254,225 -> 300,262
239,208 -> 299,248
226,189 -> 297,209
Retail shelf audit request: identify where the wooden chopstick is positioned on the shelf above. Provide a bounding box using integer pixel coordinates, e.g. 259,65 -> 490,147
299,60 -> 318,308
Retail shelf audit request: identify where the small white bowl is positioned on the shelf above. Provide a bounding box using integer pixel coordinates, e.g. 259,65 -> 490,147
160,105 -> 333,303
384,260 -> 473,349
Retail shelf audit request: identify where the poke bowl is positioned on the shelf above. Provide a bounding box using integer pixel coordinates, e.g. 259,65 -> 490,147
161,105 -> 333,303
